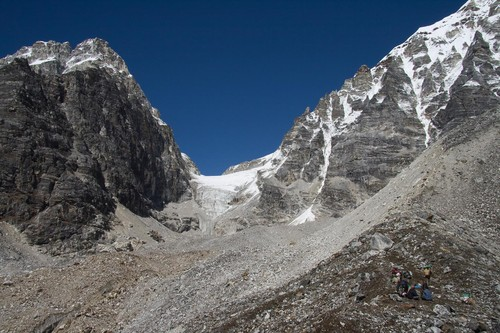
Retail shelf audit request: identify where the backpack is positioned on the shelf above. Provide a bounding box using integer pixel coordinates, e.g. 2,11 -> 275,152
422,288 -> 433,301
401,280 -> 409,290
403,271 -> 413,279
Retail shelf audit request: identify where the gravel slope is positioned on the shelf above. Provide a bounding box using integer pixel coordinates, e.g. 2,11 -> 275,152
0,110 -> 498,333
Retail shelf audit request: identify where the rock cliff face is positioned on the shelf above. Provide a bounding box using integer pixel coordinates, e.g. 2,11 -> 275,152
0,0 -> 498,246
196,0 -> 499,234
0,39 -> 192,252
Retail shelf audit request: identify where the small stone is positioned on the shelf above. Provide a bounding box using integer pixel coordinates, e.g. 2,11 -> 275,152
401,303 -> 416,309
350,241 -> 362,248
370,295 -> 381,305
355,293 -> 366,302
467,320 -> 488,332
390,294 -> 403,302
433,318 -> 444,328
456,316 -> 468,325
357,272 -> 371,282
361,250 -> 379,260
426,327 -> 442,333
2,281 -> 13,286
443,266 -> 452,274
113,241 -> 133,252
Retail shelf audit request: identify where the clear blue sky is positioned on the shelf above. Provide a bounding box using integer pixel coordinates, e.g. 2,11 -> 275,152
1,0 -> 466,175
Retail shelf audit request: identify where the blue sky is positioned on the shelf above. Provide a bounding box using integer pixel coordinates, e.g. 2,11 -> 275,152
1,0 -> 466,175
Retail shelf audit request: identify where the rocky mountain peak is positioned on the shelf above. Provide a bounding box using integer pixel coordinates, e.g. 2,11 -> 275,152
0,38 -> 131,77
185,0 -> 499,235
65,38 -> 130,75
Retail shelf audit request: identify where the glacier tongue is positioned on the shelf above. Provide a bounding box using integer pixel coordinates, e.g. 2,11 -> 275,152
191,170 -> 260,219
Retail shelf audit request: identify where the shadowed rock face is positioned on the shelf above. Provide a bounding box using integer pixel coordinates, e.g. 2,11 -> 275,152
0,40 -> 192,252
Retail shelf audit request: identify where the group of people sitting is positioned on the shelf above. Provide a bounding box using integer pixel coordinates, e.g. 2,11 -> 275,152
391,265 -> 433,301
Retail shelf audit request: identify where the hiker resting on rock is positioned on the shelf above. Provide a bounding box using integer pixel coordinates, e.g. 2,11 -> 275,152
396,277 -> 409,296
406,284 -> 419,300
391,267 -> 402,284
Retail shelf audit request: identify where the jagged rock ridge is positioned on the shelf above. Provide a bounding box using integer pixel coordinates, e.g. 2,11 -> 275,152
0,38 -> 192,253
191,0 -> 499,235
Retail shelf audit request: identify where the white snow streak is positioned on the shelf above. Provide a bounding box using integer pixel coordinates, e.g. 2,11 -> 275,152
289,205 -> 315,226
384,0 -> 496,145
29,56 -> 56,66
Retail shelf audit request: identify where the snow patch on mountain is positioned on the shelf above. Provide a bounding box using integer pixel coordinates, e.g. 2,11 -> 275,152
150,107 -> 168,127
1,38 -> 130,76
64,55 -> 101,72
289,205 -> 315,226
381,0 -> 498,144
29,56 -> 56,66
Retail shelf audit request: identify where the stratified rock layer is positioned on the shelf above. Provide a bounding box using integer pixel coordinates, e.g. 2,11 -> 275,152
0,39 -> 192,252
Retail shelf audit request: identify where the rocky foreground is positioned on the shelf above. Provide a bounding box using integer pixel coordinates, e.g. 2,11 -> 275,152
1,107 -> 498,333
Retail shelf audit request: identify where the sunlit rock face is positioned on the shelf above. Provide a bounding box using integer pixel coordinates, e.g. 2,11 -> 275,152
201,0 -> 499,233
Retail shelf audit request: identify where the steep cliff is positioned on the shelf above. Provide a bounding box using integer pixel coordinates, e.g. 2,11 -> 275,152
195,0 -> 499,234
0,39 -> 192,252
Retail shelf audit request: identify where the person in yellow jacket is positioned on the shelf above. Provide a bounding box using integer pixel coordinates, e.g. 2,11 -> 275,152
423,265 -> 432,283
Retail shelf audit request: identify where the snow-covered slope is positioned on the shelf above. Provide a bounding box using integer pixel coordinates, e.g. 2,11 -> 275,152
189,0 -> 499,234
189,151 -> 284,232
390,0 -> 499,143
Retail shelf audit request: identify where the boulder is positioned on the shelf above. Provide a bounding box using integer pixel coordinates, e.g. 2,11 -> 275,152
370,233 -> 394,251
433,304 -> 451,317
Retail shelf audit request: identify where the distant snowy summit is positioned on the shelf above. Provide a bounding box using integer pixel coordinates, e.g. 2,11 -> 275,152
0,38 -> 131,76
186,0 -> 500,234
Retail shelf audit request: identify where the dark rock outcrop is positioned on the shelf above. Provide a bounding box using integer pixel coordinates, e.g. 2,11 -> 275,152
0,39 -> 192,252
